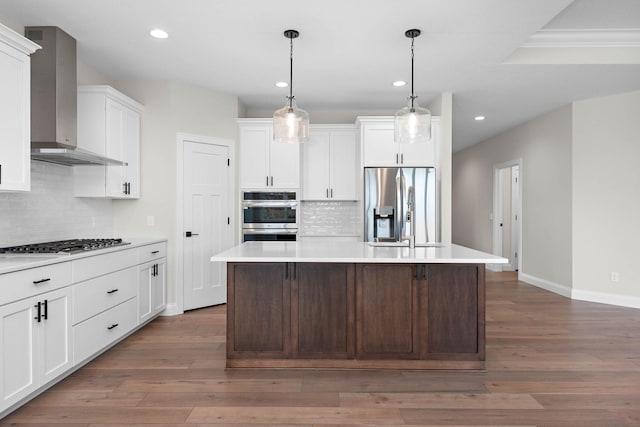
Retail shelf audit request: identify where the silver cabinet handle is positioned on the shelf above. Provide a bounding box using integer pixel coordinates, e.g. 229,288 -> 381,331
330,188 -> 333,198
270,176 -> 274,186
401,153 -> 404,164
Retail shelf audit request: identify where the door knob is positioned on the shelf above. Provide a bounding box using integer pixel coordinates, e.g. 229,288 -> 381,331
185,231 -> 200,237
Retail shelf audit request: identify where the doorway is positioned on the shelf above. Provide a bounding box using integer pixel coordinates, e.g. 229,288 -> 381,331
493,160 -> 521,272
176,133 -> 234,312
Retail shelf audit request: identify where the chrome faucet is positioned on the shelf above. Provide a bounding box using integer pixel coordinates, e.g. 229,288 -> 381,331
404,186 -> 416,249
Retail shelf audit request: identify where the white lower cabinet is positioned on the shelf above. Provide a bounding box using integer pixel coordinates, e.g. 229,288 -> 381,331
0,286 -> 72,411
0,240 -> 167,417
138,259 -> 166,324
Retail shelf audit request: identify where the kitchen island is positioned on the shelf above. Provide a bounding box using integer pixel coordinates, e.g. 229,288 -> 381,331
211,241 -> 507,370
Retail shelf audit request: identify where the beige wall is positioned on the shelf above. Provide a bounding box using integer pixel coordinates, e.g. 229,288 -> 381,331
572,90 -> 640,301
107,81 -> 239,308
453,105 -> 573,288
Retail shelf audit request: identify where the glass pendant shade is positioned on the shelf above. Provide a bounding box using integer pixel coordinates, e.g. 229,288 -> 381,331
273,98 -> 309,143
394,97 -> 431,143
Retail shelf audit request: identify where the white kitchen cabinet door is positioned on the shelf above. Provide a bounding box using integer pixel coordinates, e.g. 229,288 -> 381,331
152,260 -> 167,314
328,130 -> 358,200
0,297 -> 38,410
239,120 -> 300,190
302,130 -> 331,199
38,287 -> 73,385
239,126 -> 271,189
0,25 -> 39,192
0,286 -> 72,413
138,259 -> 166,324
361,125 -> 397,167
105,102 -> 140,198
269,137 -> 300,189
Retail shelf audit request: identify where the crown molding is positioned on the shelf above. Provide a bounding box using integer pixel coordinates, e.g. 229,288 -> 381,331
522,29 -> 640,48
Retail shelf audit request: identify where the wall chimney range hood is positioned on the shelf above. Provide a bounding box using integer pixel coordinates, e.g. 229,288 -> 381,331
26,26 -> 125,166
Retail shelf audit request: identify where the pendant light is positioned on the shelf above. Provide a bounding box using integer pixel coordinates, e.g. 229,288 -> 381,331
394,29 -> 431,144
273,29 -> 309,143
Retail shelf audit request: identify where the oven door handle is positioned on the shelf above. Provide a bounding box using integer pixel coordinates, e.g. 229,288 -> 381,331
242,229 -> 298,235
242,201 -> 298,208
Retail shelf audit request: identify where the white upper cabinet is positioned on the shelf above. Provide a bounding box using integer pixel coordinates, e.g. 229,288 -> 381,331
74,86 -> 142,199
238,119 -> 299,189
0,24 -> 40,192
359,116 -> 439,167
302,126 -> 358,200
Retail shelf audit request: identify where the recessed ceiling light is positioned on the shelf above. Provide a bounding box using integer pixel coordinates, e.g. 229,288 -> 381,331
474,116 -> 485,121
150,29 -> 169,39
393,80 -> 406,87
275,81 -> 288,88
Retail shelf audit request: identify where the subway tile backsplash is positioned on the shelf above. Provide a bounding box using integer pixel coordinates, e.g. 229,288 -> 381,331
0,162 -> 113,247
299,201 -> 361,236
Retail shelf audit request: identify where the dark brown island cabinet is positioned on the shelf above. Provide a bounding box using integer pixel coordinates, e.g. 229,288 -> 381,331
226,262 -> 485,370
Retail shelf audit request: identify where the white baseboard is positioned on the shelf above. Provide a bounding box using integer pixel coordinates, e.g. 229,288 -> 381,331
518,272 -> 640,309
518,272 -> 572,298
572,288 -> 640,309
160,303 -> 183,316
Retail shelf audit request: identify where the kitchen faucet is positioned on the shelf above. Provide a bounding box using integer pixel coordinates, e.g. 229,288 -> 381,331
403,186 -> 416,249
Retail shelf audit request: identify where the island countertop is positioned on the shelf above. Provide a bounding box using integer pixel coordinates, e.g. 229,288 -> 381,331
211,241 -> 508,264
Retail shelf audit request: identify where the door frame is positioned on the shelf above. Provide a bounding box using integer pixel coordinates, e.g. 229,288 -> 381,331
175,133 -> 235,315
491,158 -> 522,273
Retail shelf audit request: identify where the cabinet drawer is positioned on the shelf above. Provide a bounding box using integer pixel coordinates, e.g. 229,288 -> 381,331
73,297 -> 137,366
72,248 -> 137,283
137,243 -> 166,264
0,262 -> 72,306
72,266 -> 137,325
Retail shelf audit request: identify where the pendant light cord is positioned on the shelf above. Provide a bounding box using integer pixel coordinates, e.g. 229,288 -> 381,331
289,35 -> 294,108
410,35 -> 415,111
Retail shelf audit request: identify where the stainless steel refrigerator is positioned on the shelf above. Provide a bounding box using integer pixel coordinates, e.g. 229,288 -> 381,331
364,167 -> 437,244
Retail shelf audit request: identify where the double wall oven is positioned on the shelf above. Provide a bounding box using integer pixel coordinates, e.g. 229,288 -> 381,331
242,191 -> 298,242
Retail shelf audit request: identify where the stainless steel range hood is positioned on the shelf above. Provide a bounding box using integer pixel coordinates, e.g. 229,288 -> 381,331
26,26 -> 125,166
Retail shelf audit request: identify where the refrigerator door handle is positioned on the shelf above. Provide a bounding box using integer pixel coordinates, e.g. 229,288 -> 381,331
396,172 -> 403,242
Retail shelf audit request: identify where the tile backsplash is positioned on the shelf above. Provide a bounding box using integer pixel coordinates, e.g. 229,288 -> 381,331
0,162 -> 113,247
299,201 -> 361,236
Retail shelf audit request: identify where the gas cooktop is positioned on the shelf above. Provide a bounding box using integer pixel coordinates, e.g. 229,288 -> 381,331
0,238 -> 130,255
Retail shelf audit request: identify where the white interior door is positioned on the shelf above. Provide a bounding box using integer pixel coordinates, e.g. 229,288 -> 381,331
183,140 -> 232,310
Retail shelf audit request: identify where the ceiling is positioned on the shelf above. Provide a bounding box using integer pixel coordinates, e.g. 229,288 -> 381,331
1,0 -> 639,151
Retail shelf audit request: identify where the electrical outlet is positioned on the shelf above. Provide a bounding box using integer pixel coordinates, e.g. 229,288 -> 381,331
147,216 -> 155,226
610,272 -> 620,283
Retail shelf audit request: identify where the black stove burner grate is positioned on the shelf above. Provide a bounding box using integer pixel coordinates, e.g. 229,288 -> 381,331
0,238 -> 129,254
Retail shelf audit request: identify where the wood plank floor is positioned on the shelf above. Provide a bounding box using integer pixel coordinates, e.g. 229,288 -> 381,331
2,271 -> 639,426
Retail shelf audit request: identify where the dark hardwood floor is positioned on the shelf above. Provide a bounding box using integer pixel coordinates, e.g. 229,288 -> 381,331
2,271 -> 639,426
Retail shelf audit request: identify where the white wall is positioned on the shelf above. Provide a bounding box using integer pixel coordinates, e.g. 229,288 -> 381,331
108,80 -> 239,308
572,90 -> 640,305
430,93 -> 453,244
453,105 -> 573,289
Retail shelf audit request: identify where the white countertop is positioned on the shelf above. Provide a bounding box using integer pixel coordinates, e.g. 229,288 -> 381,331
0,238 -> 167,275
211,241 -> 508,264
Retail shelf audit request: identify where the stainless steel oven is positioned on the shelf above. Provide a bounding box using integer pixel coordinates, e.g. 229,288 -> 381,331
242,191 -> 298,242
